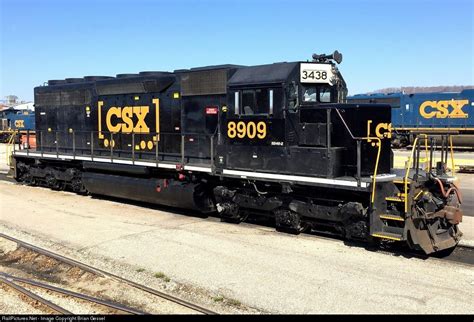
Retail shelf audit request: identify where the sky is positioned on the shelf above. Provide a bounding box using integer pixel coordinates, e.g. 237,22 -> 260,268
1,0 -> 473,101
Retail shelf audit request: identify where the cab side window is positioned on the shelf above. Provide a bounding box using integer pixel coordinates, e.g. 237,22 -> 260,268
235,88 -> 282,116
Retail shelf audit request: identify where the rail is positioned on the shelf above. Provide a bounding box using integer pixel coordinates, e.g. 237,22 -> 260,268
0,274 -> 72,314
0,273 -> 145,314
0,233 -> 217,315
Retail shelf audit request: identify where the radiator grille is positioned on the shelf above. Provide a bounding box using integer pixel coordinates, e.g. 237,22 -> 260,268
96,82 -> 145,95
36,90 -> 91,106
181,69 -> 227,96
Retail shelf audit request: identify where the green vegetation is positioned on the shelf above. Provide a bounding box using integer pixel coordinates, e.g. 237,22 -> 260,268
212,295 -> 241,307
227,298 -> 241,307
212,296 -> 224,302
154,271 -> 170,282
154,272 -> 165,279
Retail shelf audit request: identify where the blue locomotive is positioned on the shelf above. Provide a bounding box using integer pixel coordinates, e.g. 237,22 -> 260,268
0,108 -> 36,143
347,89 -> 474,147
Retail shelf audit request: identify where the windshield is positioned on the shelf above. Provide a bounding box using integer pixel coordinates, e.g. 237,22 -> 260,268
303,85 -> 332,103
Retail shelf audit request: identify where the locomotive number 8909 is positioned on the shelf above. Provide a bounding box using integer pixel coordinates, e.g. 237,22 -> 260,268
227,121 -> 267,139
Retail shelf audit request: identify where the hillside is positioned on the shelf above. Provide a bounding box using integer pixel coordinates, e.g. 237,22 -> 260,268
367,85 -> 474,95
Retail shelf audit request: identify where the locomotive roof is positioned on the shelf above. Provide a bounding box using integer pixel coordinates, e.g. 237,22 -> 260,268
228,62 -> 299,86
174,64 -> 244,73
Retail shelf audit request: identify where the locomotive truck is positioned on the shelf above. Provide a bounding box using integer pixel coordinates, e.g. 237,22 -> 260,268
10,52 -> 463,254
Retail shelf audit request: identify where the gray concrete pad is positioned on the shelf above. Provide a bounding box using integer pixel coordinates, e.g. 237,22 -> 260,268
460,216 -> 474,248
457,173 -> 474,217
0,182 -> 473,314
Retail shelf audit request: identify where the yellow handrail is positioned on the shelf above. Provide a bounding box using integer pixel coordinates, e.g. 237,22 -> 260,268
5,131 -> 16,167
365,137 -> 382,205
449,135 -> 455,176
424,136 -> 429,170
403,134 -> 428,213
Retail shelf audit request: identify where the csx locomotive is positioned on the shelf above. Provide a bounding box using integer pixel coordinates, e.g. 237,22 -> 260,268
0,108 -> 36,143
348,90 -> 474,147
11,52 -> 463,254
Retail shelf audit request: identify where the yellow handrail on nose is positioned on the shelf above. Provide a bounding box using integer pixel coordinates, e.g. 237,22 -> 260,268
403,134 -> 429,213
365,137 -> 382,205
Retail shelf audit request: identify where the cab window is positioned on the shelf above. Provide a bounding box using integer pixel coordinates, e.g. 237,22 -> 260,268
235,88 -> 282,116
303,85 -> 333,103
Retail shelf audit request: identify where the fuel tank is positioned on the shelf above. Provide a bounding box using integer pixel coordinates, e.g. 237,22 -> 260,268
82,172 -> 214,212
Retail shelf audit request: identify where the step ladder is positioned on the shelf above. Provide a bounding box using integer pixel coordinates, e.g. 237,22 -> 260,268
371,177 -> 410,241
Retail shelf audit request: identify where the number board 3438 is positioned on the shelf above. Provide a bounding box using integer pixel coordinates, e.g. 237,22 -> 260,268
300,63 -> 335,85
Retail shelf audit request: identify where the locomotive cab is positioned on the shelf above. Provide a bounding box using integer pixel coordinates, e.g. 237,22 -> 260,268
216,52 -> 391,181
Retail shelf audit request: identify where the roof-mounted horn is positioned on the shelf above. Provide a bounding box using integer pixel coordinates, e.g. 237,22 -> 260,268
312,50 -> 343,64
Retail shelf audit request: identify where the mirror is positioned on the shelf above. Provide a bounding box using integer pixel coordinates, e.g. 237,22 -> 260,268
288,82 -> 298,111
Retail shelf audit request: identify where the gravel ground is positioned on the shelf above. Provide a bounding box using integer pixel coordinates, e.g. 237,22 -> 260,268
0,181 -> 473,314
0,244 -> 212,314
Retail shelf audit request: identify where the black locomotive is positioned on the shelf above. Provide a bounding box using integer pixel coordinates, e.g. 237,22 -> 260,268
11,52 -> 463,254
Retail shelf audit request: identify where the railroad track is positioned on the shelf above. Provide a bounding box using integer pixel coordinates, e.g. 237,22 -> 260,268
0,233 -> 217,315
0,275 -> 72,314
0,273 -> 144,314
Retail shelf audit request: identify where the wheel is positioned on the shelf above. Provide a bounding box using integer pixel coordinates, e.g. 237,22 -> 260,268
274,209 -> 307,234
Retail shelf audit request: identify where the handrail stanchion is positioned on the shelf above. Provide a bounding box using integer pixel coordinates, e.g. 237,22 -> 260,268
132,133 -> 135,165
72,130 -> 76,160
110,132 -> 114,161
26,130 -> 30,156
56,131 -> 59,158
210,134 -> 214,168
155,132 -> 159,167
39,131 -> 42,157
90,132 -> 94,161
440,135 -> 445,167
356,140 -> 361,187
181,135 -> 185,165
415,139 -> 421,180
444,135 -> 449,166
369,138 -> 381,206
404,136 -> 418,213
429,137 -> 434,175
424,136 -> 429,171
449,135 -> 455,175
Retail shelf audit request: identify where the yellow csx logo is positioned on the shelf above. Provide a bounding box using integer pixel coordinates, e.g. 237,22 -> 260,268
419,100 -> 469,119
106,106 -> 150,133
98,99 -> 159,143
14,120 -> 25,128
367,120 -> 392,140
